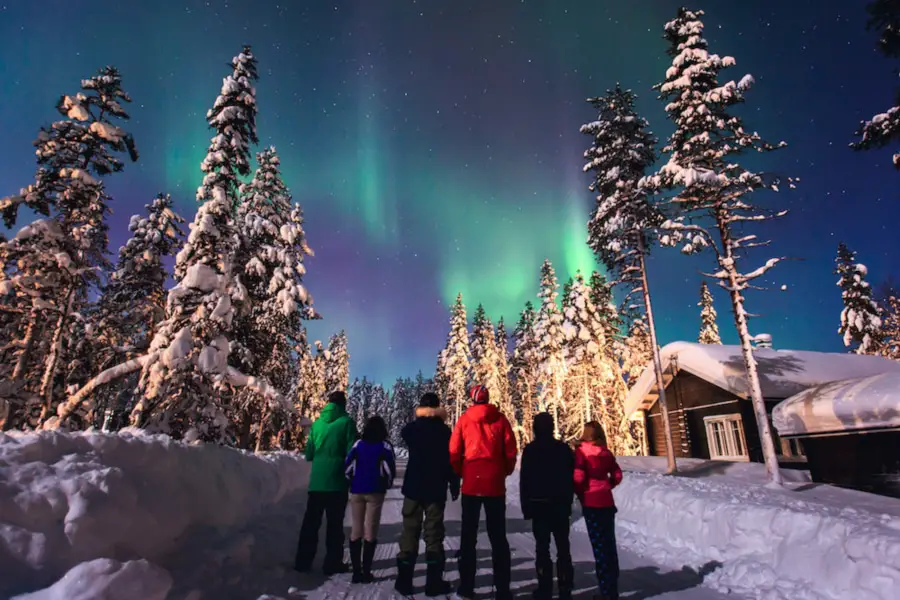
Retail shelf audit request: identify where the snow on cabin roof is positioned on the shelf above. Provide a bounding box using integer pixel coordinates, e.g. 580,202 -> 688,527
623,341 -> 900,417
773,371 -> 900,437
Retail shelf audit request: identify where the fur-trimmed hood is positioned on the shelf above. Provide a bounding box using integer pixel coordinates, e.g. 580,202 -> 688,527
415,406 -> 447,420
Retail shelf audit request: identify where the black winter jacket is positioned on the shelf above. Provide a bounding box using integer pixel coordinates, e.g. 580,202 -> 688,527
519,436 -> 575,519
401,406 -> 461,504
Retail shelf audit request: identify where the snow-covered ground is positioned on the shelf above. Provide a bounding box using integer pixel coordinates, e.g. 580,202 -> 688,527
2,431 -> 898,600
612,457 -> 900,600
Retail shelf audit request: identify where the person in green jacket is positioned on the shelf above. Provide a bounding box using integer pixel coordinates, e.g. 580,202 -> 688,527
294,391 -> 359,574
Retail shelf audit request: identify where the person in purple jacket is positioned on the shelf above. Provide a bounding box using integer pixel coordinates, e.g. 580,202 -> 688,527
344,415 -> 397,583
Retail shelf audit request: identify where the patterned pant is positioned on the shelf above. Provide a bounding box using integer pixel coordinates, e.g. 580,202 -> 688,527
583,507 -> 620,597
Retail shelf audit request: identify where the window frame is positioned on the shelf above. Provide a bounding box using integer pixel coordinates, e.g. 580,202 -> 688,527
704,413 -> 749,462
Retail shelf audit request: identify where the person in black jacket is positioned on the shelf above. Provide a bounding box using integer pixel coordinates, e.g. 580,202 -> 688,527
395,392 -> 461,597
520,412 -> 576,600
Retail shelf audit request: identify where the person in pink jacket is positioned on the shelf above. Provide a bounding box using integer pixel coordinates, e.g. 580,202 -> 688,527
573,421 -> 623,600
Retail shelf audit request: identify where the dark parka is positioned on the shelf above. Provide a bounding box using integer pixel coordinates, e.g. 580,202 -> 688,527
519,417 -> 575,519
401,406 -> 461,504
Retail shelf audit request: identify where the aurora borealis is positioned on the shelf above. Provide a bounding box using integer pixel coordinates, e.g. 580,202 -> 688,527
1,1 -> 898,384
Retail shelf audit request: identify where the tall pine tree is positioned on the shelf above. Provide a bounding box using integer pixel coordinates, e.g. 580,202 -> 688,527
511,302 -> 539,443
580,85 -> 676,470
470,304 -> 504,410
646,8 -> 792,485
698,281 -> 722,345
852,0 -> 900,170
494,317 -> 513,426
436,293 -> 471,422
324,330 -> 350,392
0,66 -> 139,427
532,260 -> 567,438
835,242 -> 883,355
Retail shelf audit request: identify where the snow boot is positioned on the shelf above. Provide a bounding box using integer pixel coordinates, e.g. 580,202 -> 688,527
361,539 -> 377,583
395,555 -> 416,595
349,539 -> 363,583
425,551 -> 452,597
532,558 -> 553,600
557,560 -> 574,600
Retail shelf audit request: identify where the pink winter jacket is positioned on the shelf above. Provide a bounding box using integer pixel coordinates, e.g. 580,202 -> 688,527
573,441 -> 623,509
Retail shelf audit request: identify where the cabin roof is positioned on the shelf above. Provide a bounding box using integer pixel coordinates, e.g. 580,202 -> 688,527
773,371 -> 900,437
624,342 -> 900,417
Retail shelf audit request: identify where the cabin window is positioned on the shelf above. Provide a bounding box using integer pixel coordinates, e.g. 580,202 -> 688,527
704,414 -> 748,461
781,437 -> 806,458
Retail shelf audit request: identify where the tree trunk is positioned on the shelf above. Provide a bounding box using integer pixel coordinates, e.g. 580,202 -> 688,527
12,315 -> 39,380
637,237 -> 677,474
38,288 -> 75,424
715,215 -> 784,487
254,399 -> 270,453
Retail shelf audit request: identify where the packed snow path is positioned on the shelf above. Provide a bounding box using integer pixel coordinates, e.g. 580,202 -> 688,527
227,462 -> 740,600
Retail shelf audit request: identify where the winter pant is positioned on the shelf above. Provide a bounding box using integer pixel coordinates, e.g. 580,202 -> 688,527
295,491 -> 348,570
349,493 -> 386,542
458,495 -> 511,595
398,497 -> 447,560
532,510 -> 573,588
583,507 -> 620,597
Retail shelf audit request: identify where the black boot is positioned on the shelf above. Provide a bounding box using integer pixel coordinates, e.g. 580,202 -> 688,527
395,555 -> 416,595
532,558 -> 553,600
361,539 -> 377,583
349,539 -> 363,583
557,560 -> 574,600
424,551 -> 452,597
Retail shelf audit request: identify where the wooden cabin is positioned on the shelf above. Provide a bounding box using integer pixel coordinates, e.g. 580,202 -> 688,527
624,342 -> 900,468
773,372 -> 900,498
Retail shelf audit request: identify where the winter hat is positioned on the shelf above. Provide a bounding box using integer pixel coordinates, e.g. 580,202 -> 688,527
328,390 -> 347,407
470,384 -> 490,405
419,392 -> 440,408
533,412 -> 554,439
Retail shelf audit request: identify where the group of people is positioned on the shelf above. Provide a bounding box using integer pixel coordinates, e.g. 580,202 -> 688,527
293,385 -> 623,600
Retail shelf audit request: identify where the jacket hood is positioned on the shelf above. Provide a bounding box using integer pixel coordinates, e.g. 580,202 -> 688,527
466,402 -> 502,424
416,406 -> 447,420
319,402 -> 346,424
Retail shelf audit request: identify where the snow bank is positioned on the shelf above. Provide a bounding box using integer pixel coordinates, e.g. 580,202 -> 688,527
13,558 -> 172,600
606,460 -> 900,600
0,429 -> 309,598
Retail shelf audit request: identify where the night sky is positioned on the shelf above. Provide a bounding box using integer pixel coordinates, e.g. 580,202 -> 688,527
1,1 -> 897,384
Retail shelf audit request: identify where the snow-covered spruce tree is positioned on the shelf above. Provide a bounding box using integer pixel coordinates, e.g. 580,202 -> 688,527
437,293 -> 471,422
93,193 -> 184,428
620,315 -> 652,387
348,377 -> 374,433
645,8 -> 793,485
230,146 -> 317,450
511,301 -> 539,443
389,377 -> 414,448
561,273 -> 607,442
470,304 -> 504,408
878,295 -> 900,360
324,330 -> 350,392
58,47 -> 278,440
0,66 -> 139,428
589,271 -> 622,344
580,84 -> 676,469
98,194 -> 185,353
698,281 -> 722,344
494,317 -> 514,426
532,260 -> 568,438
835,243 -> 884,355
851,0 -> 900,169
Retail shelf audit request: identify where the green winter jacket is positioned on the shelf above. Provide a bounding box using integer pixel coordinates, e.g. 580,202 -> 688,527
305,402 -> 358,492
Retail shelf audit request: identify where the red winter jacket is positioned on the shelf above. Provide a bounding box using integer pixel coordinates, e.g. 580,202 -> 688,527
449,403 -> 518,497
573,441 -> 623,509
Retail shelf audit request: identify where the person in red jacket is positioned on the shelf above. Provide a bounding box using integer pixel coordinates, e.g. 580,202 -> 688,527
449,385 -> 518,600
574,421 -> 623,600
